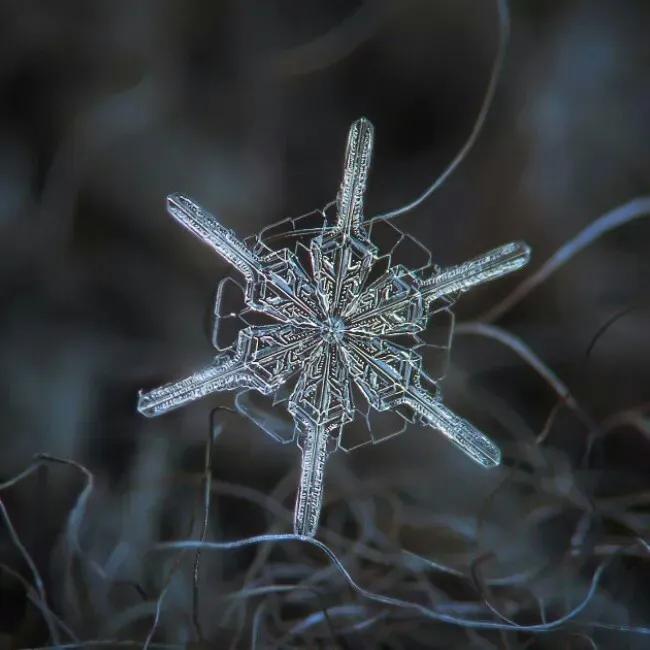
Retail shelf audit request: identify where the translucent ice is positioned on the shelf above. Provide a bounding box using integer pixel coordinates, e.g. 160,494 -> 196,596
138,118 -> 531,537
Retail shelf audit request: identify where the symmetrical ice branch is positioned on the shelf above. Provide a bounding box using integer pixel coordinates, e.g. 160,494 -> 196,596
138,118 -> 531,537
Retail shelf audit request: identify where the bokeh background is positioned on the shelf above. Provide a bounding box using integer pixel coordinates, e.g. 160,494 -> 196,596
1,0 -> 650,647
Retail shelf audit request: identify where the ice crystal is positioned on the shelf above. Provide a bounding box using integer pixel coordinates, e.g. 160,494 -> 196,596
138,118 -> 531,537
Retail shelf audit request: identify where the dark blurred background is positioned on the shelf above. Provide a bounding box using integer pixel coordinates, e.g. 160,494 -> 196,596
1,1 -> 650,647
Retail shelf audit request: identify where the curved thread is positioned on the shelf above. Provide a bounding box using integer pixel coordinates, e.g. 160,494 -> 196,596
368,0 -> 509,223
481,196 -> 650,322
156,534 -> 650,635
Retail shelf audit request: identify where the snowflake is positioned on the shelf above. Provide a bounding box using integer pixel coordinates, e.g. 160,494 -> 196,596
138,118 -> 530,537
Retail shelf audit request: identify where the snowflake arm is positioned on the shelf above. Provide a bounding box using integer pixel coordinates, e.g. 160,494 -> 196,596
289,343 -> 353,536
342,337 -> 500,467
419,241 -> 531,308
337,115 -> 373,236
167,194 -> 320,326
137,353 -> 256,418
310,119 -> 376,317
138,324 -> 318,417
346,241 -> 530,338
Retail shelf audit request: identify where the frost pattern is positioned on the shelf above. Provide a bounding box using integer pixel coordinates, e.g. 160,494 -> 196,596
137,118 -> 531,537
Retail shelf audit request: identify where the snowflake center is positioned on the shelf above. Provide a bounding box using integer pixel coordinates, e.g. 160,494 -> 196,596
321,315 -> 346,344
